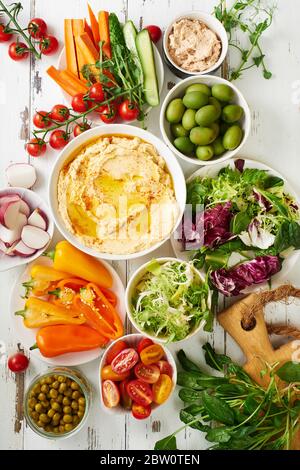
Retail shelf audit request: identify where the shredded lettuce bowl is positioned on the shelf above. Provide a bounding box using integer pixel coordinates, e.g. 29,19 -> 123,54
125,257 -> 212,343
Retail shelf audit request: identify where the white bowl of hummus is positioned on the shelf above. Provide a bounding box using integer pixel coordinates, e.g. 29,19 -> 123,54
163,11 -> 228,77
48,125 -> 186,260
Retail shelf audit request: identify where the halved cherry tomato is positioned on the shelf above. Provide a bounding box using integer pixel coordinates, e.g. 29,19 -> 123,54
152,374 -> 173,405
126,379 -> 153,406
156,360 -> 173,378
134,363 -> 160,384
140,344 -> 165,365
106,340 -> 128,365
132,403 -> 151,420
137,338 -> 153,355
111,348 -> 139,375
102,380 -> 120,408
119,379 -> 132,410
101,365 -> 129,382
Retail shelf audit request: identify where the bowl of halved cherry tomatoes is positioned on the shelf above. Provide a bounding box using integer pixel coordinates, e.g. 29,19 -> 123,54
99,334 -> 177,420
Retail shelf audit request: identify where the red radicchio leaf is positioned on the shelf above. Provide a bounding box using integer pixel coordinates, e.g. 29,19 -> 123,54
203,202 -> 235,248
234,159 -> 245,173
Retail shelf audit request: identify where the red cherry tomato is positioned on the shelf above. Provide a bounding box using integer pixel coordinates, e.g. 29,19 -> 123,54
152,374 -> 173,405
118,100 -> 139,121
157,360 -> 173,378
132,403 -> 151,420
26,138 -> 47,157
39,35 -> 59,55
88,83 -> 105,103
101,365 -> 130,382
102,380 -> 120,408
72,93 -> 91,113
111,348 -> 139,375
8,353 -> 29,373
28,18 -> 47,39
140,344 -> 165,365
106,340 -> 128,365
8,42 -> 29,61
0,24 -> 13,42
33,111 -> 51,129
119,379 -> 132,410
99,104 -> 117,123
126,379 -> 153,407
73,122 -> 91,137
50,104 -> 70,123
137,338 -> 153,355
145,25 -> 162,43
134,363 -> 160,384
49,130 -> 70,150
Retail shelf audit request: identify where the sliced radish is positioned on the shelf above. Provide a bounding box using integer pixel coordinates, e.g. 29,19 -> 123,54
0,194 -> 20,206
6,163 -> 37,189
21,225 -> 50,250
6,240 -> 20,256
12,240 -> 36,258
19,200 -> 31,217
0,239 -> 8,254
1,200 -> 21,229
28,208 -> 48,230
0,223 -> 21,245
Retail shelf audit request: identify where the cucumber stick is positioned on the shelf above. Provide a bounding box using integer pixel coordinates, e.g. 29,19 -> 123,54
135,29 -> 160,107
123,20 -> 143,77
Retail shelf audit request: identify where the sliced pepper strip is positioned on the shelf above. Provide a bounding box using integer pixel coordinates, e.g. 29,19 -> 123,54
86,283 -> 123,338
98,286 -> 117,307
56,278 -> 88,291
73,294 -> 117,339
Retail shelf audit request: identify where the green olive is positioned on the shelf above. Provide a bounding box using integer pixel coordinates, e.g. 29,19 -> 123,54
182,109 -> 196,130
174,137 -> 195,155
195,145 -> 214,161
49,389 -> 58,399
166,98 -> 185,123
222,104 -> 244,123
190,126 -> 216,146
220,122 -> 230,135
71,391 -> 80,400
171,123 -> 189,138
185,83 -> 211,96
210,122 -> 220,139
71,401 -> 79,411
71,381 -> 79,391
51,402 -> 61,412
63,397 -> 71,406
208,97 -> 222,117
223,125 -> 243,150
64,423 -> 73,432
212,136 -> 226,156
35,403 -> 43,413
212,84 -> 234,102
182,91 -> 209,109
63,406 -> 72,414
63,414 -> 73,424
195,105 -> 219,126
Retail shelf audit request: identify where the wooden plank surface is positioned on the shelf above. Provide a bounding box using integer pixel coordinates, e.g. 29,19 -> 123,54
1,0 -> 300,450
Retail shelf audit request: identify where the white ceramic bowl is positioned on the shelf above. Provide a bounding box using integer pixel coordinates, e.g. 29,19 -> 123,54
99,333 -> 177,416
160,75 -> 251,167
0,187 -> 54,272
125,257 -> 211,343
48,125 -> 186,261
163,11 -> 228,77
57,45 -> 165,123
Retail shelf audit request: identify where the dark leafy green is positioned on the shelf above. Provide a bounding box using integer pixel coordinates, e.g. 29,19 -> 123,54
276,361 -> 300,382
177,350 -> 202,372
202,392 -> 236,425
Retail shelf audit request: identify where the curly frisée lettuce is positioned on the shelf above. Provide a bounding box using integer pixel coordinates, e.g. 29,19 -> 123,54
130,260 -> 212,341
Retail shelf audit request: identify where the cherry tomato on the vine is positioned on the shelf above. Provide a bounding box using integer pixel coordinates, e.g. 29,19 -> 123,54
28,18 -> 48,39
145,25 -> 162,43
73,122 -> 91,137
33,111 -> 51,129
88,83 -> 105,103
71,93 -> 91,113
8,353 -> 29,373
49,130 -> 70,150
137,338 -> 153,355
8,42 -> 29,61
26,138 -> 47,157
39,35 -> 59,55
118,100 -> 139,121
99,104 -> 117,124
0,24 -> 13,42
50,104 -> 70,123
132,403 -> 151,420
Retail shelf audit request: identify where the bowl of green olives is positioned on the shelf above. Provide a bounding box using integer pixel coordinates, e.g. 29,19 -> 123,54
25,367 -> 91,439
160,76 -> 251,166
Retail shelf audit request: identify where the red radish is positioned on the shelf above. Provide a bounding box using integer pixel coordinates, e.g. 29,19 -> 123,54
6,163 -> 37,189
8,353 -> 29,373
27,208 -> 48,230
12,240 -> 36,257
19,200 -> 31,217
21,225 -> 50,250
0,223 -> 22,245
1,200 -> 21,229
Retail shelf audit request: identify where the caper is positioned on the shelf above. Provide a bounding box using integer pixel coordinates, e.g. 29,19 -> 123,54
47,409 -> 55,419
58,425 -> 65,433
53,427 -> 59,434
41,384 -> 49,394
37,420 -> 44,428
51,402 -> 61,412
57,375 -> 66,383
77,411 -> 84,419
41,400 -> 50,408
64,388 -> 72,397
63,397 -> 71,406
57,394 -> 64,403
33,384 -> 41,394
58,383 -> 67,393
63,415 -> 73,424
64,423 -> 73,432
78,404 -> 85,413
52,412 -> 61,422
71,401 -> 78,411
30,411 -> 39,421
71,391 -> 80,400
44,425 -> 53,433
40,413 -> 50,424
38,392 -> 46,402
40,378 -> 47,386
28,398 -> 37,408
35,403 -> 43,413
45,376 -> 53,385
71,381 -> 79,391
63,406 -> 72,414
52,381 -> 59,390
72,415 -> 80,425
49,389 -> 58,399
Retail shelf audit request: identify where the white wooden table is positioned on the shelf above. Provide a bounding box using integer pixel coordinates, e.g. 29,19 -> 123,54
1,0 -> 300,451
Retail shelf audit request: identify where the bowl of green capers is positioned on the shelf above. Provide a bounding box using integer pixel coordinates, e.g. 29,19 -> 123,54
25,367 -> 91,439
160,75 -> 251,166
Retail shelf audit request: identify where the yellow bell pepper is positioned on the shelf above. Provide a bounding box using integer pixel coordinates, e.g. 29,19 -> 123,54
22,265 -> 70,298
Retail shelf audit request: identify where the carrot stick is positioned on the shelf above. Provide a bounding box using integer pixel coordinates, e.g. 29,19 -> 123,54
75,32 -> 100,81
72,19 -> 86,79
60,69 -> 89,91
87,3 -> 100,50
47,66 -> 83,97
84,18 -> 95,46
64,19 -> 79,77
98,11 -> 111,59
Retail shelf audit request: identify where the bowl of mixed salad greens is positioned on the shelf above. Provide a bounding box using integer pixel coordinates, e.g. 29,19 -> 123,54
126,258 -> 212,343
171,159 -> 300,297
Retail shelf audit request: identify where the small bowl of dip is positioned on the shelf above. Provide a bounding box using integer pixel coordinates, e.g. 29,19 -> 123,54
163,11 -> 228,78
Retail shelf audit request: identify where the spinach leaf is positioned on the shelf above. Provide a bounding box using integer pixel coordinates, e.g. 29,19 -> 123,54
180,406 -> 210,432
202,392 -> 236,425
154,435 -> 177,450
177,350 -> 202,373
244,395 -> 260,414
205,426 -> 232,443
187,179 -> 210,207
230,211 -> 251,234
274,220 -> 300,253
177,371 -> 228,389
258,189 -> 289,216
264,175 -> 284,189
276,361 -> 300,382
178,388 -> 203,403
216,384 -> 248,396
203,343 -> 232,372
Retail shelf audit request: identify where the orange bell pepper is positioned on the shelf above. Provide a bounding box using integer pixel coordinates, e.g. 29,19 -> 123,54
31,324 -> 108,358
98,286 -> 117,307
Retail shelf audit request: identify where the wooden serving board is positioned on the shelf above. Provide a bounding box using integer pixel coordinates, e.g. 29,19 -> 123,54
218,288 -> 300,449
